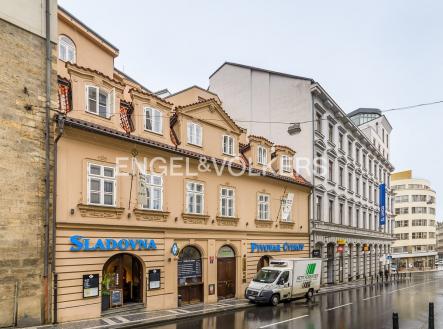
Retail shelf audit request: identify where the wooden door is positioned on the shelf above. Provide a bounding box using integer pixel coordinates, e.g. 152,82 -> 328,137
217,257 -> 236,299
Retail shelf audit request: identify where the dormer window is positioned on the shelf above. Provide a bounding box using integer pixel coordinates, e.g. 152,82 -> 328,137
222,135 -> 234,156
257,146 -> 267,165
144,107 -> 163,134
187,122 -> 202,146
58,35 -> 76,63
281,155 -> 291,173
85,85 -> 114,118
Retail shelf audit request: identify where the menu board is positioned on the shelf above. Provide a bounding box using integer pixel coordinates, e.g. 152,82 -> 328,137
110,289 -> 123,307
82,274 -> 99,298
178,259 -> 202,279
148,269 -> 161,290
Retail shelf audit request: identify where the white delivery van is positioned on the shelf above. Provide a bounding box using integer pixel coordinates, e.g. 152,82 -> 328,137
245,258 -> 322,306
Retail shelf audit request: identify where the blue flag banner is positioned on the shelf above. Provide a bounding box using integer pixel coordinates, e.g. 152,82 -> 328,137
379,183 -> 386,226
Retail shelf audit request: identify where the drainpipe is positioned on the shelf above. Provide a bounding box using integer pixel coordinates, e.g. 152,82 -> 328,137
43,0 -> 52,323
52,116 -> 64,324
310,91 -> 316,257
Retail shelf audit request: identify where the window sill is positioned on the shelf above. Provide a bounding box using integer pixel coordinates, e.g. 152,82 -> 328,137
144,128 -> 164,136
279,221 -> 295,228
85,110 -> 111,121
255,219 -> 273,228
182,212 -> 210,224
134,208 -> 170,222
338,185 -> 346,191
187,142 -> 203,148
327,180 -> 336,186
78,203 -> 124,219
216,216 -> 239,226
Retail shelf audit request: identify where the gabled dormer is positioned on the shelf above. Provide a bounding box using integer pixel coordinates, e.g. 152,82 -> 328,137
129,88 -> 174,144
170,98 -> 244,162
272,145 -> 295,176
243,135 -> 273,170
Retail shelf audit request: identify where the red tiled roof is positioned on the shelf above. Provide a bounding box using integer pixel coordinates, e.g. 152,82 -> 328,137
248,135 -> 273,145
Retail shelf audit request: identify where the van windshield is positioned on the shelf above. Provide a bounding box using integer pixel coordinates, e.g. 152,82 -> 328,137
253,269 -> 280,283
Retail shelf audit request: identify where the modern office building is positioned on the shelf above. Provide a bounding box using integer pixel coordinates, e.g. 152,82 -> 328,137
437,222 -> 443,261
391,170 -> 437,270
209,63 -> 395,285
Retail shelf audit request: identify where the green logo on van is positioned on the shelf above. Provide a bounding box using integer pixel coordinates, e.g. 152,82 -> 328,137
306,263 -> 316,275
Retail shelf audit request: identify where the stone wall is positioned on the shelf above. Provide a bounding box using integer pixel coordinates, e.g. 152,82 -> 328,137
0,18 -> 56,327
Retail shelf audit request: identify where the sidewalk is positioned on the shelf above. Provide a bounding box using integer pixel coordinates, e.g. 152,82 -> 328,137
26,299 -> 254,329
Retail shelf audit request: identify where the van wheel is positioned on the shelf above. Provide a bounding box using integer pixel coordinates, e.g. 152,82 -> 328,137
270,294 -> 280,306
305,289 -> 314,300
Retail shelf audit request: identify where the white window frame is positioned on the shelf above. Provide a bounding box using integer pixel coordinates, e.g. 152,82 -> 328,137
186,181 -> 204,214
87,163 -> 116,207
257,194 -> 270,220
187,122 -> 203,146
281,155 -> 291,173
222,135 -> 235,156
144,107 -> 163,134
220,187 -> 235,217
85,85 -> 114,118
58,35 -> 76,63
139,173 -> 163,211
257,146 -> 268,165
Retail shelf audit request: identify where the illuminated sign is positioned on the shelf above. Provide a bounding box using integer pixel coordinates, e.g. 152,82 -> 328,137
69,235 -> 157,251
250,242 -> 304,253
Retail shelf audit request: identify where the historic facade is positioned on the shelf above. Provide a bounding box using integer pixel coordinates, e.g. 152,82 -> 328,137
391,170 -> 437,270
53,8 -> 311,323
0,1 -> 57,326
209,63 -> 395,285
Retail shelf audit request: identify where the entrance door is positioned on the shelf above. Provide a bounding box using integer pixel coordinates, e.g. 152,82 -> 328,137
178,246 -> 203,305
327,243 -> 335,284
103,253 -> 143,308
217,245 -> 236,300
339,253 -> 344,283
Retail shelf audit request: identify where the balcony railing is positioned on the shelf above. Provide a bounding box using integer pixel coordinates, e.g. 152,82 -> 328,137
312,220 -> 393,240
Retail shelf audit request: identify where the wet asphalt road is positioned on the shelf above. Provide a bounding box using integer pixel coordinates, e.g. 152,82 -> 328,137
151,271 -> 443,329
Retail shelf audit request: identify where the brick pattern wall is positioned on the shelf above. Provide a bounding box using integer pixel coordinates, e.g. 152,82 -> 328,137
0,18 -> 56,327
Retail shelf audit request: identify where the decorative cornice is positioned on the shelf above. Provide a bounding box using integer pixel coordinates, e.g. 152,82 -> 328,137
182,213 -> 210,224
77,204 -> 125,219
133,208 -> 170,222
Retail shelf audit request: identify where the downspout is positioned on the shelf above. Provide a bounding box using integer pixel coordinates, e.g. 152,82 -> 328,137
43,0 -> 52,323
310,89 -> 316,257
52,116 -> 64,324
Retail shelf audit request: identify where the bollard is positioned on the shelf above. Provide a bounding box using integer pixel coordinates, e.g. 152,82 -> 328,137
429,302 -> 434,329
393,312 -> 399,329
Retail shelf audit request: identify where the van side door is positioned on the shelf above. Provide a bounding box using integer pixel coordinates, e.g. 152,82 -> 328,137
278,271 -> 292,300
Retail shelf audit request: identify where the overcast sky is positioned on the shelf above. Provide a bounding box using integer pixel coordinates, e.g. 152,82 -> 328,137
60,0 -> 443,218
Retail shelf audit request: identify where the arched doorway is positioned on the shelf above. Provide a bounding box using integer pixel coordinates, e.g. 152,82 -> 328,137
327,243 -> 335,284
257,255 -> 271,272
314,242 -> 324,284
369,245 -> 373,277
178,246 -> 203,305
217,245 -> 236,300
102,253 -> 143,310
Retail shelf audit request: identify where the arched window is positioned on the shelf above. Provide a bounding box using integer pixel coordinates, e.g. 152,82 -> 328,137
58,35 -> 76,63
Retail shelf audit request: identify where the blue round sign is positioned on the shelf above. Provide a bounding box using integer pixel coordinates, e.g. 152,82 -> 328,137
171,242 -> 180,256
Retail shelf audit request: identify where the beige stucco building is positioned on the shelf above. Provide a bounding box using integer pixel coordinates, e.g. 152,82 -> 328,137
391,170 -> 437,270
53,8 -> 311,323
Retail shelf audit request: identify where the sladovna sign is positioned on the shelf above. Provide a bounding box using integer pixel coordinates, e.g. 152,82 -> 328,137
69,235 -> 157,251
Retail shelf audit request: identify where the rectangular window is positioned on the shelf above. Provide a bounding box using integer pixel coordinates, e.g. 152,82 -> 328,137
281,155 -> 291,173
412,219 -> 427,226
86,86 -> 113,118
144,107 -> 163,134
395,220 -> 409,228
369,213 -> 372,230
348,141 -> 352,157
395,195 -> 409,203
316,152 -> 322,175
356,177 -> 360,195
412,207 -> 427,214
186,181 -> 204,214
140,173 -> 163,210
187,122 -> 203,146
87,163 -> 115,206
355,147 -> 360,164
362,211 -> 366,229
315,112 -> 322,133
348,206 -> 353,226
328,160 -> 334,181
396,233 -> 409,240
348,172 -> 353,190
369,159 -> 372,174
356,209 -> 360,228
363,181 -> 367,198
257,146 -> 268,165
220,187 -> 235,217
258,194 -> 270,220
395,207 -> 409,215
412,232 -> 427,239
339,167 -> 344,186
339,133 -> 344,150
362,154 -> 366,170
328,123 -> 334,142
339,203 -> 344,224
328,200 -> 334,223
222,135 -> 234,156
316,196 -> 322,221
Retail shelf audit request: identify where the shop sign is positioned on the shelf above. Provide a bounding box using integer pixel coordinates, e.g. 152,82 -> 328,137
178,259 -> 202,279
337,245 -> 344,253
69,235 -> 157,252
171,242 -> 180,256
280,193 -> 294,221
110,289 -> 123,307
208,284 -> 215,295
363,244 -> 369,252
337,239 -> 346,246
250,242 -> 304,253
82,274 -> 99,298
312,249 -> 321,258
148,269 -> 161,290
379,183 -> 386,226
